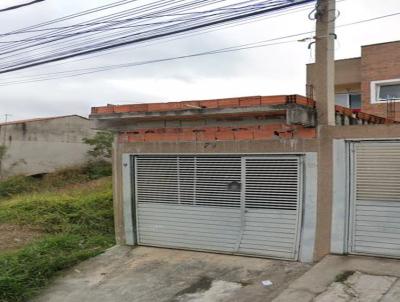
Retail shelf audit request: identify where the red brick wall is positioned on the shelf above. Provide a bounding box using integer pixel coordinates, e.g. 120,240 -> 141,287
118,124 -> 316,143
361,41 -> 400,119
91,95 -> 314,115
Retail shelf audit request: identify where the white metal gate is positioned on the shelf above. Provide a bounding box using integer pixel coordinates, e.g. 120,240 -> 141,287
135,155 -> 302,260
349,141 -> 400,257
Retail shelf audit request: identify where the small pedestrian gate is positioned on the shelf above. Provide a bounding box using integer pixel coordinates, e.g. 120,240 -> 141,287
349,141 -> 400,258
134,155 -> 303,260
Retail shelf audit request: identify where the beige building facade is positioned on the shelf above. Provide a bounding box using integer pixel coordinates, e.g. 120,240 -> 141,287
307,40 -> 400,120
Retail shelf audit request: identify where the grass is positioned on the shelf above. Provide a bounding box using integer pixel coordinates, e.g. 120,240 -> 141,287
0,160 -> 112,199
0,163 -> 114,302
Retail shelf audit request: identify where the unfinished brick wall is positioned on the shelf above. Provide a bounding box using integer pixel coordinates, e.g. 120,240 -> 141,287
91,95 -> 315,115
91,95 -> 319,144
118,124 -> 316,143
361,41 -> 400,119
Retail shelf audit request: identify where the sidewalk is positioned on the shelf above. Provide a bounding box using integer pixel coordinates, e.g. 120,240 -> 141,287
272,255 -> 400,302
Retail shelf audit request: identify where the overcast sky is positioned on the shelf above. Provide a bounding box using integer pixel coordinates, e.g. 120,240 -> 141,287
0,0 -> 399,122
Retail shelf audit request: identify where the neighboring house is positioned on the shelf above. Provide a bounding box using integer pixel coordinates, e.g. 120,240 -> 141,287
307,40 -> 400,118
0,115 -> 95,177
90,94 -> 400,263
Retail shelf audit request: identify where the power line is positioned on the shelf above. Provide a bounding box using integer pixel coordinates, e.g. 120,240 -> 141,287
0,0 -> 254,61
0,0 -> 246,68
0,39 -> 299,86
1,7 -> 400,86
0,0 -> 316,74
0,0 -> 318,74
0,0 -> 45,12
0,0 -> 136,36
337,10 -> 400,28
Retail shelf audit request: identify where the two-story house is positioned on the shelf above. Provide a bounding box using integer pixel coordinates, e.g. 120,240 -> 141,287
307,40 -> 400,119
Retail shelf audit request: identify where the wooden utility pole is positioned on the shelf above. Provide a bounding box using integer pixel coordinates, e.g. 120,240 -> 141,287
314,0 -> 336,126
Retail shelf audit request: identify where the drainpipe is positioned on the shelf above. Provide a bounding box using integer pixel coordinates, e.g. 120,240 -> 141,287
314,0 -> 336,126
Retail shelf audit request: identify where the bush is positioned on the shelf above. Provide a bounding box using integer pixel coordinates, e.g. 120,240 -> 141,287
85,160 -> 112,180
82,131 -> 113,159
0,176 -> 39,199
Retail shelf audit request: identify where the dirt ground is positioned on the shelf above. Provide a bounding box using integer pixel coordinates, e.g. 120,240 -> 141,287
33,246 -> 311,302
0,223 -> 43,252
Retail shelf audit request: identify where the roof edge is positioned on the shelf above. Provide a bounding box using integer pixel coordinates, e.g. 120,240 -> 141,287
362,40 -> 400,48
90,94 -> 315,116
0,114 -> 88,126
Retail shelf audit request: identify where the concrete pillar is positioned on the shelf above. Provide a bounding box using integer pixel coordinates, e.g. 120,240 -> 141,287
314,0 -> 336,126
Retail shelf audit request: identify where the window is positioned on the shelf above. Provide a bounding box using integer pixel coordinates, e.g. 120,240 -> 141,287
336,93 -> 349,107
335,93 -> 362,109
371,79 -> 400,103
349,94 -> 362,109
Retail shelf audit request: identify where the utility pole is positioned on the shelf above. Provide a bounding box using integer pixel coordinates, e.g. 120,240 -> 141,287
314,0 -> 336,126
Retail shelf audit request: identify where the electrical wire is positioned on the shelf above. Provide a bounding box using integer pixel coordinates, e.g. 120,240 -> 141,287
0,0 -> 316,74
1,7 -> 399,87
0,0 -> 258,63
0,39 -> 299,86
2,0 -> 318,73
0,0 -> 137,36
0,0 -> 243,68
0,0 -> 45,12
337,10 -> 400,28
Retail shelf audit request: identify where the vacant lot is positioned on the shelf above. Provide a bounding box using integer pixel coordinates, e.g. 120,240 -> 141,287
0,163 -> 115,302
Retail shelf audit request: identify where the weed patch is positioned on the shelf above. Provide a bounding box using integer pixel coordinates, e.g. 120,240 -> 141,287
0,176 -> 39,199
0,174 -> 114,302
0,160 -> 111,200
0,234 -> 113,302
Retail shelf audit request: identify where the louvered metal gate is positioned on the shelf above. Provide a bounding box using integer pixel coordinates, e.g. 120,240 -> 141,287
349,141 -> 400,257
135,155 -> 302,260
238,157 -> 302,259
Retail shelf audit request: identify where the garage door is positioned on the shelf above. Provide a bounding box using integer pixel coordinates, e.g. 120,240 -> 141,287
135,155 -> 303,260
349,141 -> 400,257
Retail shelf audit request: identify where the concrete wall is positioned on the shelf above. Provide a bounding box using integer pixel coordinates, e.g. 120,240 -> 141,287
307,57 -> 362,94
0,116 -> 95,177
